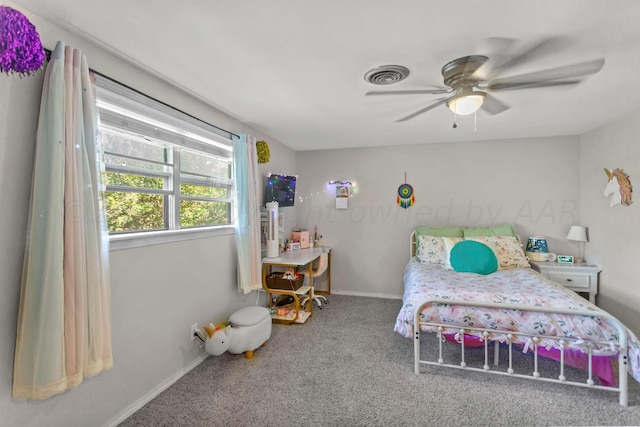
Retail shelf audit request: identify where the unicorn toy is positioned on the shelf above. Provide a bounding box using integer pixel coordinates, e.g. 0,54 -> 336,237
203,306 -> 272,359
603,168 -> 633,207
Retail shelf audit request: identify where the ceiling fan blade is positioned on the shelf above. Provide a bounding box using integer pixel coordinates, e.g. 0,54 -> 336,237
488,80 -> 580,92
477,37 -> 518,54
395,98 -> 447,122
469,37 -> 519,81
480,37 -> 572,80
487,58 -> 604,91
366,88 -> 450,96
481,94 -> 510,115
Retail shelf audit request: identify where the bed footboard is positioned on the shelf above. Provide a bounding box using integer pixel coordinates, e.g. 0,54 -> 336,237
413,299 -> 629,406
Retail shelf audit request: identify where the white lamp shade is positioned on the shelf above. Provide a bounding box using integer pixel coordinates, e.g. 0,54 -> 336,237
446,90 -> 486,115
566,225 -> 588,242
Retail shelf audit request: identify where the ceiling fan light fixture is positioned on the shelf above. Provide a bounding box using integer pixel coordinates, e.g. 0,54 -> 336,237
446,90 -> 486,115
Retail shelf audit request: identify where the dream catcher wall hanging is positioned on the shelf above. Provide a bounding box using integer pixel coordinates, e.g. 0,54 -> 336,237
397,173 -> 415,209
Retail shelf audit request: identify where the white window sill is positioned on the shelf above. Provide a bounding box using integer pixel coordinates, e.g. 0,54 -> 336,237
108,225 -> 234,251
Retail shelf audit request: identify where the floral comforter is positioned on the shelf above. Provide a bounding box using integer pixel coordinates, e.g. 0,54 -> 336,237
394,258 -> 640,382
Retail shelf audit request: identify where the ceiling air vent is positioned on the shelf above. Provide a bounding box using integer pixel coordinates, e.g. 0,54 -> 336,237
364,65 -> 410,85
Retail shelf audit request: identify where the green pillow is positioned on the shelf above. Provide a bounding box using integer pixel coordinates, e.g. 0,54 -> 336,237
450,240 -> 498,275
415,225 -> 464,238
463,223 -> 517,238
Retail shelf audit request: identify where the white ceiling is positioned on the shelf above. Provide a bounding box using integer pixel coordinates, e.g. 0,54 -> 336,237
13,0 -> 640,151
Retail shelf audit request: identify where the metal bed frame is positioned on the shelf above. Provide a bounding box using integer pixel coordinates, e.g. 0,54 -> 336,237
409,231 -> 630,406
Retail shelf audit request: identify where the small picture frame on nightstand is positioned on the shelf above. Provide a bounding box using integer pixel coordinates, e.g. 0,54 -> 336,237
557,255 -> 574,264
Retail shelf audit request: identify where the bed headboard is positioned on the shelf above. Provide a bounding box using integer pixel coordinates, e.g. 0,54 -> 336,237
410,230 -> 417,258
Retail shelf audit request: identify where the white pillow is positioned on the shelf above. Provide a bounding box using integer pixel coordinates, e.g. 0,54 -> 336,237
442,237 -> 464,269
416,235 -> 445,264
466,236 -> 530,270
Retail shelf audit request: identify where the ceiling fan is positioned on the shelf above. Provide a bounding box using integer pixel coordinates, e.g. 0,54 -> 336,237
364,38 -> 605,123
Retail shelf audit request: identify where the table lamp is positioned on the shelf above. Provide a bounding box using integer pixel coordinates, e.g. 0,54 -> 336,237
566,225 -> 588,263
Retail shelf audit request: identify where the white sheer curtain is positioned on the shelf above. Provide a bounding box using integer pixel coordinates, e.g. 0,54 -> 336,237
233,134 -> 262,294
13,41 -> 112,400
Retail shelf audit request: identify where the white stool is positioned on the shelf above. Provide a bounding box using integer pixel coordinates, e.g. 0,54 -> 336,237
205,306 -> 271,359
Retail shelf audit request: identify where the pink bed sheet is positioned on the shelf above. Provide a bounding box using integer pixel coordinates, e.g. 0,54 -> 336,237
394,259 -> 640,383
443,333 -> 617,386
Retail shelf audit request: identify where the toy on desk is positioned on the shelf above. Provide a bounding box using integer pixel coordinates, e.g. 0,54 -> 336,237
203,306 -> 272,359
281,268 -> 298,280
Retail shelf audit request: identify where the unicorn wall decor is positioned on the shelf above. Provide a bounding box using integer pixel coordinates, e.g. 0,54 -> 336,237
603,168 -> 633,207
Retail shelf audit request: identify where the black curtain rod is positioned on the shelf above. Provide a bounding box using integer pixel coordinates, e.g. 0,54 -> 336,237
43,48 -> 241,141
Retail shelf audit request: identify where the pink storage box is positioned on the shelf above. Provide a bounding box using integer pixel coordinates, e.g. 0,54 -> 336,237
291,231 -> 310,249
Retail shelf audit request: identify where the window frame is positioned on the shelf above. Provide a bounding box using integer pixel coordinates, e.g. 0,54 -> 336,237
94,74 -> 236,251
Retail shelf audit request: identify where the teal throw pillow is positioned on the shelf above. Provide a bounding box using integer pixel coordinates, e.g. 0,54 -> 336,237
450,240 -> 498,275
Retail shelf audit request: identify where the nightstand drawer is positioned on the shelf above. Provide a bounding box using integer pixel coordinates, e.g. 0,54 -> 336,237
547,273 -> 590,290
531,261 -> 600,305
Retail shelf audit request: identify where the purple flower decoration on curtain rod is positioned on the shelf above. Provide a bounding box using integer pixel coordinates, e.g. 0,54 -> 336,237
0,6 -> 45,76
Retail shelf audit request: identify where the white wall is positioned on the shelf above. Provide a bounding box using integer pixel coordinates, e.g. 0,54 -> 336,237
0,5 -> 295,427
3,4 -> 640,427
580,111 -> 640,334
296,136 -> 582,298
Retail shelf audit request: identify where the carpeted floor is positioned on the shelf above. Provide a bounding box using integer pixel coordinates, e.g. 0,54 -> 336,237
119,295 -> 640,426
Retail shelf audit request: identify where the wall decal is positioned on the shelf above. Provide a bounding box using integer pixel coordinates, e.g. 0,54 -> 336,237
603,168 -> 633,207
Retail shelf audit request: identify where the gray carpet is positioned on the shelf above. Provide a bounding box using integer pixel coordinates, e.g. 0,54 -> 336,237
120,295 -> 640,426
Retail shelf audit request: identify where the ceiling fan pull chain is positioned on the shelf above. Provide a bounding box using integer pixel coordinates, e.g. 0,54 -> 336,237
452,110 -> 458,129
474,111 -> 478,133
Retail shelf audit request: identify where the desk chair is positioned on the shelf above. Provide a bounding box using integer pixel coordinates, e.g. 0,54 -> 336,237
301,252 -> 329,309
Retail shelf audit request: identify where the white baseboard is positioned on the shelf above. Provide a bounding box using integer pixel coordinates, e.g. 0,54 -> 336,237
331,289 -> 403,300
103,351 -> 210,427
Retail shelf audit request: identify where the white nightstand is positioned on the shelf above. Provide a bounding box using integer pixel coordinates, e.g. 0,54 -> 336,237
530,261 -> 602,305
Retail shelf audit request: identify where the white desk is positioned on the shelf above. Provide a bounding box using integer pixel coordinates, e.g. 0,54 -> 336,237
262,247 -> 331,324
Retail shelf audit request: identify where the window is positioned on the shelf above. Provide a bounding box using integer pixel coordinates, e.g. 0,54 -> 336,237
94,74 -> 235,246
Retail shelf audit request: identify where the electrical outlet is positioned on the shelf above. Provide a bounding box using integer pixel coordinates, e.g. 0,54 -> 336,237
190,323 -> 199,341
